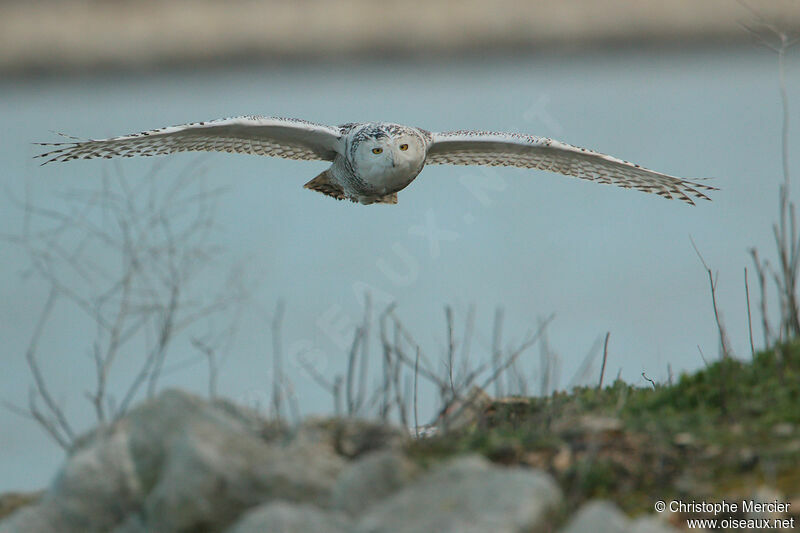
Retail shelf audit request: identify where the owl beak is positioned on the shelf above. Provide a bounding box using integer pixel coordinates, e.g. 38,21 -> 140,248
389,152 -> 396,168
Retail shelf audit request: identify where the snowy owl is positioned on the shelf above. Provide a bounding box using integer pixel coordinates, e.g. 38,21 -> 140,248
37,116 -> 715,205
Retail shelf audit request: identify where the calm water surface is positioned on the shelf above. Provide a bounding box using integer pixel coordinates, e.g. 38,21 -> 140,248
1,45 -> 799,490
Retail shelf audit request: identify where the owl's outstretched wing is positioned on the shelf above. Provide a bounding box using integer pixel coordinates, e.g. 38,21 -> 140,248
36,116 -> 343,165
426,130 -> 716,205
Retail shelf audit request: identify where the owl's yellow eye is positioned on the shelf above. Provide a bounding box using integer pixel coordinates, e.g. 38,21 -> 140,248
399,144 -> 409,151
372,147 -> 383,154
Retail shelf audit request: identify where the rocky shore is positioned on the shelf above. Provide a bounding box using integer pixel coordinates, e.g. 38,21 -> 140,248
3,342 -> 799,531
0,389 -> 676,533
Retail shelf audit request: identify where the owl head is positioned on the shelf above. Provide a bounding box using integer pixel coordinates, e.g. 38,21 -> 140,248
349,123 -> 426,184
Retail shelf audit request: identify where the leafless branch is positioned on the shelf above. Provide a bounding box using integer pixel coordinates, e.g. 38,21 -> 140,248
744,19 -> 800,343
750,249 -> 774,347
445,306 -> 456,397
491,307 -> 504,397
697,345 -> 709,368
378,304 -> 395,420
191,337 -> 218,400
482,314 -> 554,394
356,294 -> 372,414
8,160 -> 241,435
456,305 -> 476,387
568,334 -> 604,389
414,346 -> 420,439
391,320 -> 410,428
598,332 -> 610,389
21,288 -> 75,448
345,325 -> 364,416
271,301 -> 286,422
691,238 -> 732,358
744,267 -> 755,359
537,317 -> 560,396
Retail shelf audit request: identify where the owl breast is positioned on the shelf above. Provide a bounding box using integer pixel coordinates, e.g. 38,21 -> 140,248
358,151 -> 424,192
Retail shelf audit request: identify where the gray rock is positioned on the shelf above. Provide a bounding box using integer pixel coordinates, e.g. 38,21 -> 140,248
332,450 -> 419,516
0,421 -> 146,533
141,417 -> 345,531
630,516 -> 682,533
0,390 -> 346,533
225,501 -> 353,533
747,486 -> 786,521
357,455 -> 561,533
109,515 -> 148,533
560,500 -> 629,533
560,501 -> 680,533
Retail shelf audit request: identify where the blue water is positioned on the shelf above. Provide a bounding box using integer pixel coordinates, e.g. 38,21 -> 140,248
1,45 -> 799,491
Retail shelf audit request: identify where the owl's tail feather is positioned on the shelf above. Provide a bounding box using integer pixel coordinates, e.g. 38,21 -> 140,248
373,193 -> 398,204
303,170 -> 398,205
303,170 -> 346,200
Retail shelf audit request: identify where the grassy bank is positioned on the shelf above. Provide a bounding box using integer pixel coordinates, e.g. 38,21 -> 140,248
410,343 -> 800,524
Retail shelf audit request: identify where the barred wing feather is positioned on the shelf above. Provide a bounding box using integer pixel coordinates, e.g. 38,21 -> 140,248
426,131 -> 716,204
37,116 -> 343,165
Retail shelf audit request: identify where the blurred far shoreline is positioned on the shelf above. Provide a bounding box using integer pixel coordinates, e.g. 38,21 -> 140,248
2,0 -> 798,76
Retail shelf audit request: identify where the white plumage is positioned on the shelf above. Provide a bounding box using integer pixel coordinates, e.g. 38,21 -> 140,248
38,116 -> 716,205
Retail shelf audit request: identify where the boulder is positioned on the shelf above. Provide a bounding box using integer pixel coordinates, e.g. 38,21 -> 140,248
332,450 -> 419,516
560,500 -> 629,533
225,501 -> 353,533
357,454 -> 561,533
560,500 -> 680,533
0,390 -> 347,533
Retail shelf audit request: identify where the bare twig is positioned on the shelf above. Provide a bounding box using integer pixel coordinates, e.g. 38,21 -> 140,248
745,267 -> 755,359
356,294 -> 372,415
414,346 -> 420,439
642,372 -> 657,390
271,301 -> 286,421
697,345 -> 709,368
191,337 -> 218,399
537,317 -> 559,395
10,161 -> 240,432
491,308 -> 504,397
598,332 -> 610,389
457,304 -> 476,387
388,311 -> 440,386
23,288 -> 75,448
391,323 -> 409,428
145,279 -> 179,398
388,315 -> 446,390
742,20 -> 800,343
437,315 -> 554,433
691,238 -> 732,358
751,249 -> 774,347
479,314 -> 555,393
345,326 -> 364,415
378,304 -> 395,420
300,347 -> 345,416
568,334 -> 604,389
446,306 -> 456,396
